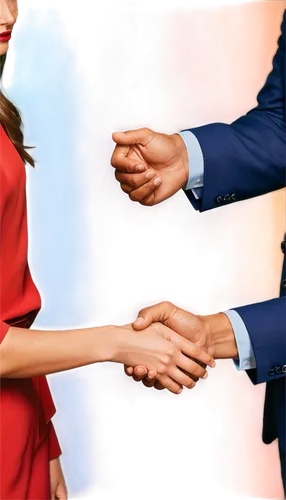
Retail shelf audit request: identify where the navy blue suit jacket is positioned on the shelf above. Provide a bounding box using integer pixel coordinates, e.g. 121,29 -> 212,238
185,12 -> 286,450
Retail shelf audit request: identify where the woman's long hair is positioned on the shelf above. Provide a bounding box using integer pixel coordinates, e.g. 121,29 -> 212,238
0,54 -> 34,166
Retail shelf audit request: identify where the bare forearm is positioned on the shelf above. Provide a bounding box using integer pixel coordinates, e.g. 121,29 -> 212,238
0,325 -> 117,378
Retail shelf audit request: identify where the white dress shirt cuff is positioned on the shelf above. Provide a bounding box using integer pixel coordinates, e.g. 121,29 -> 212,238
178,131 -> 204,199
223,310 -> 257,370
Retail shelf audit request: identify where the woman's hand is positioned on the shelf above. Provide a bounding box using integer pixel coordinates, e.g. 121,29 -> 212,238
114,322 -> 215,394
50,457 -> 68,500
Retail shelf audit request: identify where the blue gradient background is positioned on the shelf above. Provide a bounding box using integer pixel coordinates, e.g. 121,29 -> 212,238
8,7 -> 104,496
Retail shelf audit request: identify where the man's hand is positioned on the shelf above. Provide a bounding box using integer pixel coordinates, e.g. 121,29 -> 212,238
50,457 -> 68,500
125,301 -> 238,389
111,128 -> 189,206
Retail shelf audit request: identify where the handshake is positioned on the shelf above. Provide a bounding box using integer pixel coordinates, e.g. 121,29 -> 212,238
120,301 -> 238,395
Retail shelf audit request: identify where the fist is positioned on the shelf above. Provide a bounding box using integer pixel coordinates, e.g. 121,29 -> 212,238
111,128 -> 189,206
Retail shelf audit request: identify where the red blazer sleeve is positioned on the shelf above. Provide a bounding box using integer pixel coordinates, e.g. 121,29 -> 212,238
0,321 -> 10,343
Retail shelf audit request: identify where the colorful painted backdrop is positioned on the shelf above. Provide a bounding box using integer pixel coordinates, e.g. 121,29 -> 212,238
4,1 -> 285,498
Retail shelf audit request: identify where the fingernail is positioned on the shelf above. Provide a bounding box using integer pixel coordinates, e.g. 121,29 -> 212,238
134,317 -> 144,325
177,388 -> 183,395
126,367 -> 133,375
211,360 -> 216,368
136,164 -> 146,172
154,177 -> 162,186
145,170 -> 155,180
203,372 -> 208,379
137,367 -> 146,375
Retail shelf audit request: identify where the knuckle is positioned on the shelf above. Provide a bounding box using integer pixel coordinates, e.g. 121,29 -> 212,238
130,176 -> 140,188
110,155 -> 116,168
161,354 -> 171,366
142,127 -> 150,135
158,362 -> 167,374
126,163 -> 137,173
121,184 -> 129,194
163,346 -> 175,361
138,200 -> 150,207
129,192 -> 138,202
114,170 -> 121,181
140,198 -> 154,207
141,197 -> 154,205
110,149 -> 120,167
191,345 -> 200,358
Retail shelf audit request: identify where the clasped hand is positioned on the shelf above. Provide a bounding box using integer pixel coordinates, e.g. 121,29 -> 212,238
125,302 -> 215,394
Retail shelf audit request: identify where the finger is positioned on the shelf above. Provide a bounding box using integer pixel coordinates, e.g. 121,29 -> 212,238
143,375 -> 156,389
112,128 -> 153,147
176,353 -> 208,380
147,370 -> 158,378
124,366 -> 134,375
132,372 -> 157,389
111,146 -> 147,173
155,374 -> 183,395
120,183 -> 133,194
129,177 -> 162,203
133,365 -> 148,378
154,380 -> 166,391
169,366 -> 196,389
115,169 -> 156,190
141,369 -> 157,388
177,336 -> 215,368
133,301 -> 176,331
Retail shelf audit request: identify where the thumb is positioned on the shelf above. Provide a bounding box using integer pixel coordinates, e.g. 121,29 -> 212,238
132,311 -> 153,330
132,302 -> 174,331
112,128 -> 153,146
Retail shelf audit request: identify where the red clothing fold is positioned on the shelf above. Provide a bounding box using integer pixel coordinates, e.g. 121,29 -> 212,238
0,124 -> 61,498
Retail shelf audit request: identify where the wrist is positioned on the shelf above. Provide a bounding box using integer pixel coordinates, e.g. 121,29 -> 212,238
201,313 -> 238,360
173,133 -> 189,186
90,325 -> 121,363
93,325 -> 131,364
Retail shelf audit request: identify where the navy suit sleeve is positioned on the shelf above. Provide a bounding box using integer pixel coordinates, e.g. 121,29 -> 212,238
185,12 -> 285,213
234,298 -> 286,384
183,12 -> 286,385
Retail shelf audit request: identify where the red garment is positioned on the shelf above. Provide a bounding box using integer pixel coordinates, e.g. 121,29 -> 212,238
0,124 -> 61,498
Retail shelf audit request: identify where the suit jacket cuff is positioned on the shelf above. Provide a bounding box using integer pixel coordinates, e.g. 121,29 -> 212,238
234,297 -> 286,384
223,310 -> 256,370
178,131 -> 204,198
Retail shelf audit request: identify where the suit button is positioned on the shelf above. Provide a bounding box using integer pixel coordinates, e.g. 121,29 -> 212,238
230,193 -> 236,201
283,365 -> 286,374
281,279 -> 286,289
275,366 -> 282,375
281,241 -> 286,254
216,196 -> 223,204
269,368 -> 275,376
224,194 -> 230,202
